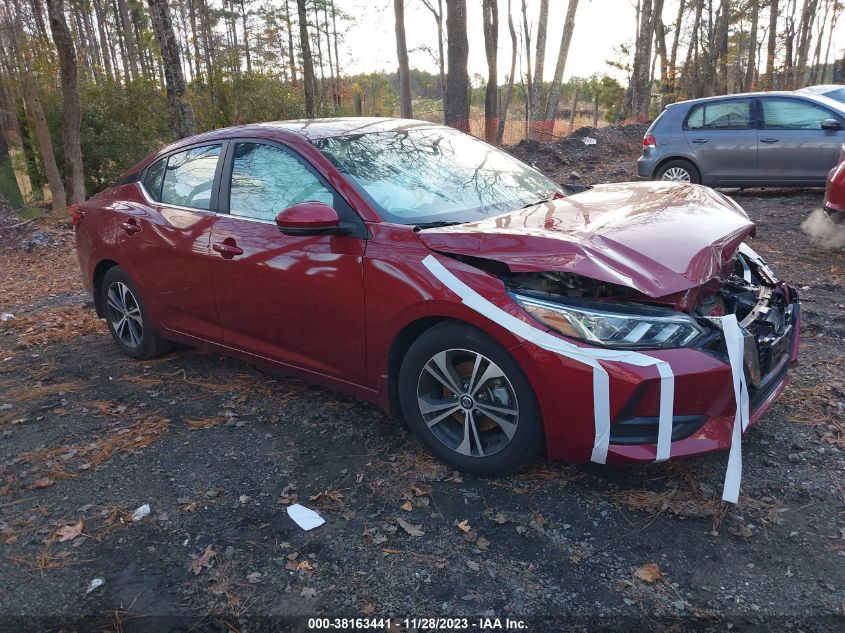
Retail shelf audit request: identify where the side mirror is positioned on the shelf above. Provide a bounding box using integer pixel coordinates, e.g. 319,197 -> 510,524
821,118 -> 842,131
275,201 -> 341,236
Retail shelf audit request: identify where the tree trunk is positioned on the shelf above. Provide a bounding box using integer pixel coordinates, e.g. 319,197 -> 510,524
240,0 -> 251,73
296,0 -> 316,117
93,0 -> 116,82
665,0 -> 685,100
543,0 -> 579,122
568,81 -> 579,128
624,0 -> 657,118
495,0 -> 517,145
529,0 -> 549,128
794,0 -> 819,86
284,0 -> 298,86
520,0 -> 532,123
148,0 -> 197,138
482,0 -> 498,143
394,0 -> 412,118
766,0 -> 778,88
744,0 -> 759,90
444,0 -> 469,131
116,0 -> 140,79
46,0 -> 85,206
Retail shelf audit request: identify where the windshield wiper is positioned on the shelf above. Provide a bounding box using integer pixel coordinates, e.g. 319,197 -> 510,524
520,196 -> 556,209
413,221 -> 464,230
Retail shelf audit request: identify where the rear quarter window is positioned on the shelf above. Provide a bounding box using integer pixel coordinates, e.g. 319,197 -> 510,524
143,158 -> 166,202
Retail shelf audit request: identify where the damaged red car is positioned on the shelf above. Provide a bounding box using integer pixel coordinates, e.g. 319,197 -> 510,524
73,119 -> 800,475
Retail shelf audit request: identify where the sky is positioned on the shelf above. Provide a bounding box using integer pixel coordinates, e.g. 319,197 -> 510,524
339,0 -> 845,85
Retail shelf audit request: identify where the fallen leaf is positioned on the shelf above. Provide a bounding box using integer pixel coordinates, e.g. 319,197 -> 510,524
5,535 -> 18,545
297,560 -> 314,571
729,522 -> 753,539
34,477 -> 54,489
476,536 -> 491,550
301,587 -> 317,600
491,512 -> 508,524
634,563 -> 662,583
188,545 -> 217,575
533,512 -> 547,531
246,571 -> 262,584
396,516 -> 424,537
466,559 -> 480,571
361,603 -> 375,615
400,500 -> 413,512
56,520 -> 83,542
456,519 -> 472,533
180,501 -> 198,513
411,485 -> 431,497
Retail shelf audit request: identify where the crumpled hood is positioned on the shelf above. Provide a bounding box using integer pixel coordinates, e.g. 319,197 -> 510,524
417,182 -> 756,305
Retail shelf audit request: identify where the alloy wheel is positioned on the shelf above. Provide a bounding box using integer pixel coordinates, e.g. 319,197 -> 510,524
662,167 -> 691,182
416,349 -> 520,458
106,281 -> 143,348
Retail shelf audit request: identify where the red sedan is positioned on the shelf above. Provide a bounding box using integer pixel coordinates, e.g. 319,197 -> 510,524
73,118 -> 799,484
824,142 -> 845,223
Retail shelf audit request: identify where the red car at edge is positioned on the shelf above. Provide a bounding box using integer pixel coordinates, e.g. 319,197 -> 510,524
73,118 -> 800,475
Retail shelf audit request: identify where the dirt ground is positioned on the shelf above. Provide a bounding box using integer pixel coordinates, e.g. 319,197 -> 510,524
0,130 -> 843,633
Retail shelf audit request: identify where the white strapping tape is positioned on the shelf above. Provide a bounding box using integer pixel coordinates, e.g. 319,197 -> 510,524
422,254 -> 675,465
713,314 -> 750,504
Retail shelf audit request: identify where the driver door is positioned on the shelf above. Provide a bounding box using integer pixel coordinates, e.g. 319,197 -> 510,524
208,140 -> 368,383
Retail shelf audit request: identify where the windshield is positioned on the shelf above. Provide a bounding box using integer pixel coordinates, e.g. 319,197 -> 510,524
311,127 -> 561,225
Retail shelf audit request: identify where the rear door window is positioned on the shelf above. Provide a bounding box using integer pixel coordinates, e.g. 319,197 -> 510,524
760,98 -> 839,130
685,99 -> 753,130
161,144 -> 222,210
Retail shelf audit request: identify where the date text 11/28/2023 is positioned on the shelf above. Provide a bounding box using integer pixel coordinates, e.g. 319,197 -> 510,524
307,617 -> 528,630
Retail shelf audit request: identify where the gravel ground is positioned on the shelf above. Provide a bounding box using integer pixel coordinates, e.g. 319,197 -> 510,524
0,131 -> 843,633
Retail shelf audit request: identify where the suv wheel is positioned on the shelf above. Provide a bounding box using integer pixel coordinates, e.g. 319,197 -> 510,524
398,321 -> 543,475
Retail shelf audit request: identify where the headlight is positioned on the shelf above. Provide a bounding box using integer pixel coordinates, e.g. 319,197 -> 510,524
512,293 -> 704,349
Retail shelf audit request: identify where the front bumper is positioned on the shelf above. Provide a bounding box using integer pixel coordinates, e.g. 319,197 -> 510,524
511,286 -> 800,464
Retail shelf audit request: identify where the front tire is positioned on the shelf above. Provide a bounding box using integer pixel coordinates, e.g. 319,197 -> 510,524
398,321 -> 543,475
656,159 -> 701,184
101,266 -> 171,359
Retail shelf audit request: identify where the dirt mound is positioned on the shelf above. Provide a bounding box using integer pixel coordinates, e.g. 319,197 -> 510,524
505,123 -> 649,183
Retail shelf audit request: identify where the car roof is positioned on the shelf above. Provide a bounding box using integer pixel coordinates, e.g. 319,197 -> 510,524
666,90 -> 845,111
796,84 -> 844,95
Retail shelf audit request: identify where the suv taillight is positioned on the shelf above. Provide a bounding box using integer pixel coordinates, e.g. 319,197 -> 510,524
70,205 -> 85,229
643,133 -> 656,149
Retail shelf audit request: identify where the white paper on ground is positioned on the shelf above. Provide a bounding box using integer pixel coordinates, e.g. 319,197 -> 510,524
286,504 -> 325,531
131,504 -> 150,522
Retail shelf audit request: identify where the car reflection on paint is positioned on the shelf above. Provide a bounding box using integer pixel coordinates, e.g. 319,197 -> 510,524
73,118 -> 800,482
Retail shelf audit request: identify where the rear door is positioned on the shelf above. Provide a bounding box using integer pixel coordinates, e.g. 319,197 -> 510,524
682,98 -> 757,184
208,140 -> 368,383
119,143 -> 223,341
756,96 -> 845,184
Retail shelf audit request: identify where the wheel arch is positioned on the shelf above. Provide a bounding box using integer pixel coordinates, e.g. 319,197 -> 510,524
93,259 -> 121,317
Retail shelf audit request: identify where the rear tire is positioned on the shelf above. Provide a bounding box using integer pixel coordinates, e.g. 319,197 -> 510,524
398,321 -> 543,476
655,159 -> 701,184
101,266 -> 171,360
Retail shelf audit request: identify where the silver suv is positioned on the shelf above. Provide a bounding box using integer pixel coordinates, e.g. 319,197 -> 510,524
637,92 -> 845,187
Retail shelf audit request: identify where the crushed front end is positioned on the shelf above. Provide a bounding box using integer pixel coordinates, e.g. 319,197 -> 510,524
500,244 -> 799,463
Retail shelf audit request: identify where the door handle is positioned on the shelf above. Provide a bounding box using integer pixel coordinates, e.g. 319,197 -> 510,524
121,220 -> 141,235
690,138 -> 709,144
212,240 -> 244,258
760,138 -> 779,143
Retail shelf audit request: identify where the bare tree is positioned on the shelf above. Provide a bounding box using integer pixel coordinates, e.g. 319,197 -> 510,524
528,0 -> 548,127
394,0 -> 412,118
148,0 -> 197,138
46,0 -> 85,205
296,0 -> 316,116
744,0 -> 759,90
496,0 -> 517,145
284,0 -> 298,86
543,0 -> 579,122
765,0 -> 779,87
444,0 -> 469,130
420,0 -> 446,104
482,0 -> 497,143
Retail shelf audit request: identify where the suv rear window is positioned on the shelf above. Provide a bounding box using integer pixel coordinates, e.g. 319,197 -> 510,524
686,100 -> 753,130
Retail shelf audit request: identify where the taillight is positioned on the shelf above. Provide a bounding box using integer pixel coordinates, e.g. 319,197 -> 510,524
70,204 -> 85,229
643,133 -> 656,149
